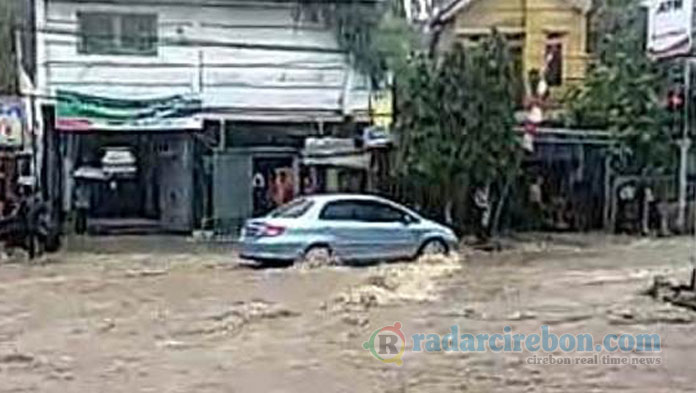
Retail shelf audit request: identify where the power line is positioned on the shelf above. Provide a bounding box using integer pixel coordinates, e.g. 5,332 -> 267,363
45,60 -> 346,70
15,26 -> 347,54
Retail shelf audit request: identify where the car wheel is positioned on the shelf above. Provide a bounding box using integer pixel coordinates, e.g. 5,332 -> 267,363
297,245 -> 335,269
419,239 -> 449,258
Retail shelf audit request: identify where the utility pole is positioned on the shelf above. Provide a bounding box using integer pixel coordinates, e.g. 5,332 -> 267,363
688,59 -> 696,286
679,59 -> 696,288
646,0 -> 694,232
677,59 -> 691,232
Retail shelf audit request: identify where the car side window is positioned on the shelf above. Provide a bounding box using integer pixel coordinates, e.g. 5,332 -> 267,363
319,201 -> 359,221
356,201 -> 406,223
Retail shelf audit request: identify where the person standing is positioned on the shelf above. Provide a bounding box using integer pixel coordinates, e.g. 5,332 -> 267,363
252,172 -> 266,216
474,185 -> 491,241
529,176 -> 545,230
617,183 -> 637,234
74,181 -> 90,235
281,170 -> 294,203
641,185 -> 655,236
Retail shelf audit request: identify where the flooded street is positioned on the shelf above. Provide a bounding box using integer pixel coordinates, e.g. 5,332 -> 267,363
1,234 -> 695,392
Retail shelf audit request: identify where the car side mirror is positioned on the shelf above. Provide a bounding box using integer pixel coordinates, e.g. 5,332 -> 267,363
401,215 -> 416,225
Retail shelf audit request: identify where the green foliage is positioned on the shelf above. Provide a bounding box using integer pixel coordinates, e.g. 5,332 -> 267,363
369,12 -> 417,79
395,32 -> 521,222
0,0 -> 17,94
295,0 -> 417,84
564,0 -> 674,175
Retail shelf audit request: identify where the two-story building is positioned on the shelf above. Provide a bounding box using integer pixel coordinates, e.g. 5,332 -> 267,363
428,0 -> 615,232
430,0 -> 592,96
32,0 -> 372,233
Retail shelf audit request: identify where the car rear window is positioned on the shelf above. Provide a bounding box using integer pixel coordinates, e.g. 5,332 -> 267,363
269,198 -> 314,218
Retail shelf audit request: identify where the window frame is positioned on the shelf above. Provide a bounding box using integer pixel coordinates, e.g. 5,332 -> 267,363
354,200 -> 409,223
319,200 -> 361,221
319,199 -> 417,224
544,33 -> 564,87
77,12 -> 158,56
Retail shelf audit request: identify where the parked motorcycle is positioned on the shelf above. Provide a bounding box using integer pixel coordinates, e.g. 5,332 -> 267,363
0,192 -> 61,259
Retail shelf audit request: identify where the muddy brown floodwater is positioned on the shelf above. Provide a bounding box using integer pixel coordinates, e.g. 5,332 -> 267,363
1,234 -> 695,392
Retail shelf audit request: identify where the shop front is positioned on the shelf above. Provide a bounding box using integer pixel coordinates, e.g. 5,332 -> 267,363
301,137 -> 372,194
57,90 -> 202,234
206,122 -> 362,234
209,136 -> 376,234
70,133 -> 194,233
211,147 -> 299,232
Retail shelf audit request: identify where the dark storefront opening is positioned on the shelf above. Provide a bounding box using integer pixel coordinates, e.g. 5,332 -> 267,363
72,132 -> 193,233
251,156 -> 295,217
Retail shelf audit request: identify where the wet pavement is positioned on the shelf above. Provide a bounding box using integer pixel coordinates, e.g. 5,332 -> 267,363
0,234 -> 695,392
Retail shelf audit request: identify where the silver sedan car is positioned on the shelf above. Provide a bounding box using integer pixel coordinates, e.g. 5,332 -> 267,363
240,194 -> 458,264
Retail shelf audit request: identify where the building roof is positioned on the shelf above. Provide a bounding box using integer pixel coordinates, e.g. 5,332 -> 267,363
431,0 -> 593,26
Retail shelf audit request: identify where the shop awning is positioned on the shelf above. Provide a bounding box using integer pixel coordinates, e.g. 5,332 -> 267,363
302,137 -> 371,170
302,152 -> 371,170
73,166 -> 108,181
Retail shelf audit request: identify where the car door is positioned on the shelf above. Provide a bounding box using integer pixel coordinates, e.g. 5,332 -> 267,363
354,200 -> 419,260
319,200 -> 370,261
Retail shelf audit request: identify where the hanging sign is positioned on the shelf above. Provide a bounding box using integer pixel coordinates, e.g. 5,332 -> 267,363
647,0 -> 694,59
0,97 -> 27,147
56,90 -> 202,131
370,89 -> 393,130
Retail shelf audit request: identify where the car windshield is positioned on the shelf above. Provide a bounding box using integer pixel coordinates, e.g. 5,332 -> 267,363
268,198 -> 314,219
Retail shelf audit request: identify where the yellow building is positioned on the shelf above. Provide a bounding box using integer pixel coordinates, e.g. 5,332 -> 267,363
431,0 -> 592,93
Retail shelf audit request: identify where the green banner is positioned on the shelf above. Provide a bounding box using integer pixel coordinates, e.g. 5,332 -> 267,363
56,90 -> 202,131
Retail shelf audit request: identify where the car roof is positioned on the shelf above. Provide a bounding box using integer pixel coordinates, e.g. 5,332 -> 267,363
304,193 -> 391,204
298,193 -> 423,218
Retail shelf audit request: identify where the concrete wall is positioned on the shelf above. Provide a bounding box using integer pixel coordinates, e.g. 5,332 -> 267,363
37,0 -> 369,116
211,146 -> 299,232
156,134 -> 194,231
212,151 -> 252,231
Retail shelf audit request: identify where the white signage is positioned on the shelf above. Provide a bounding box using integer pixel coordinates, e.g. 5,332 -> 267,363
0,98 -> 26,147
648,0 -> 694,58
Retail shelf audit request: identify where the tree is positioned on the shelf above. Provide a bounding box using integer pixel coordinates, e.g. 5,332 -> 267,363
564,0 -> 674,175
295,0 -> 417,85
295,3 -> 521,231
395,32 -> 521,226
0,0 -> 18,94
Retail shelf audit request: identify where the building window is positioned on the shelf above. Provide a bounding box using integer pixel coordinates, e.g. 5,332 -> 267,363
78,12 -> 158,56
510,46 -> 525,107
545,33 -> 564,87
586,14 -> 597,54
